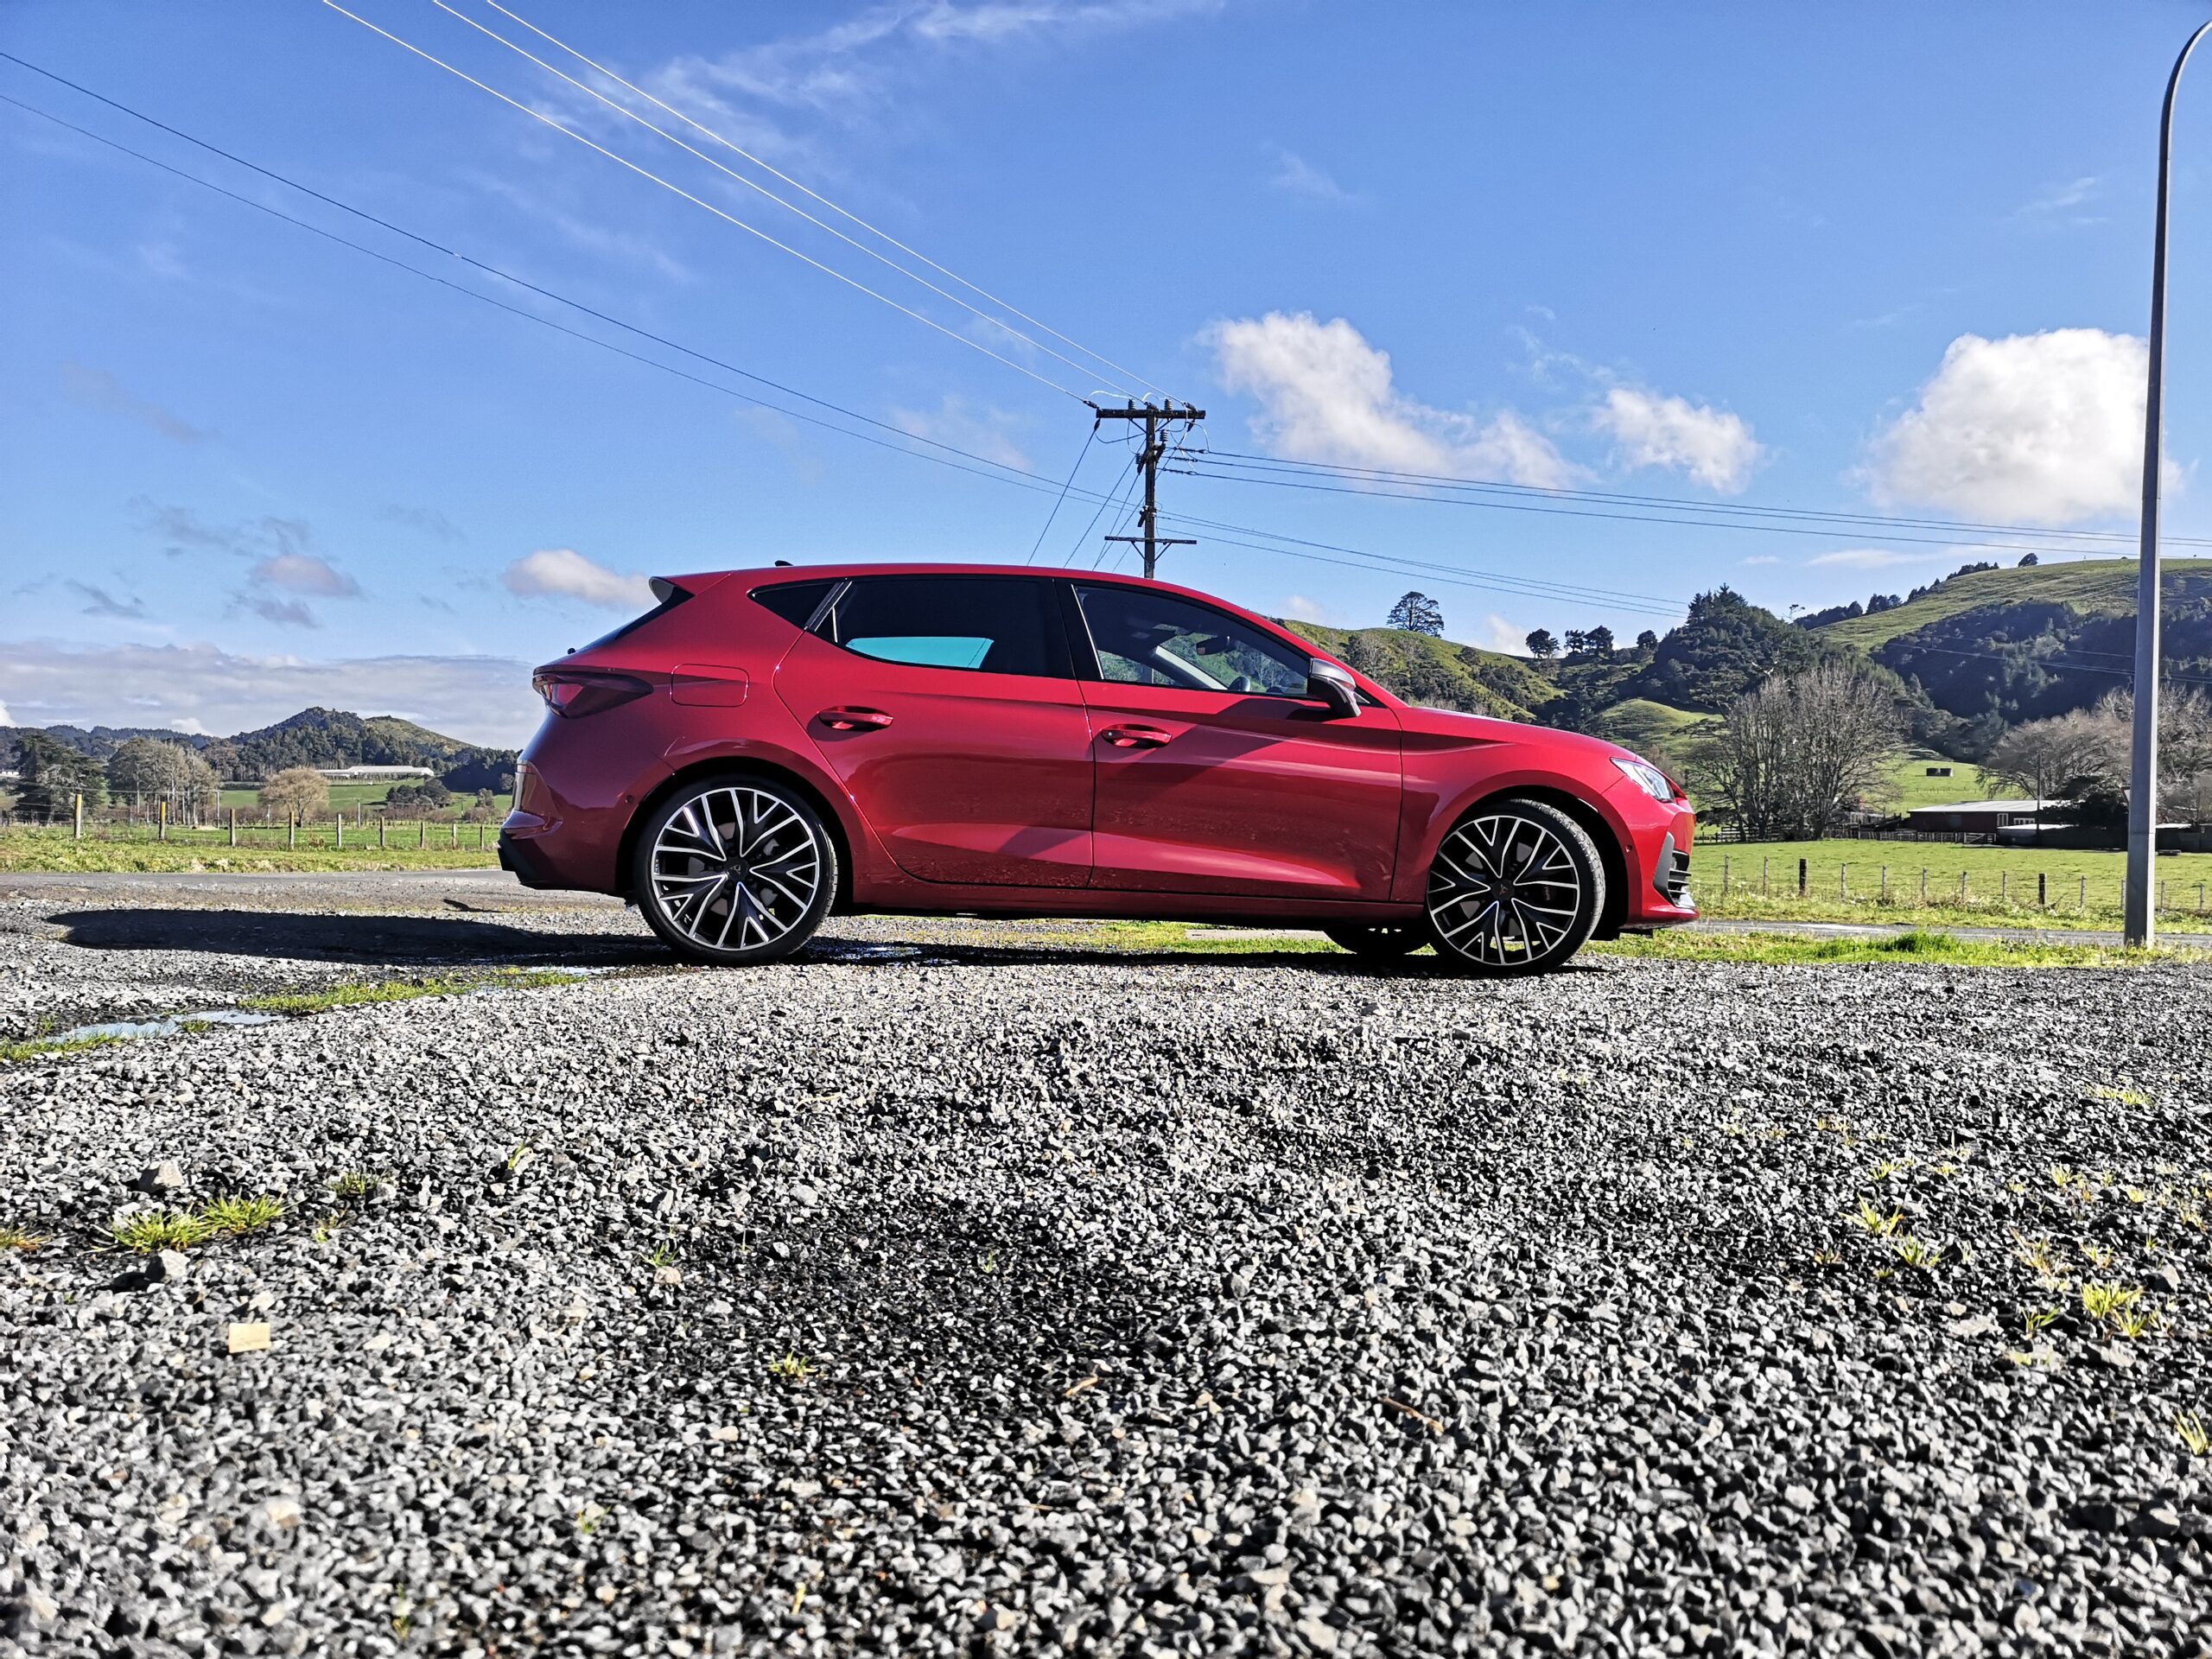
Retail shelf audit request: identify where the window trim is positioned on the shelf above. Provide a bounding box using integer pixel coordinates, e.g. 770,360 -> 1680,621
1062,580 -> 1319,700
809,574 -> 1074,680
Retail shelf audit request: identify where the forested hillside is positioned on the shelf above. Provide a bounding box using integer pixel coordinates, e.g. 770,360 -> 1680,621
1,707 -> 516,791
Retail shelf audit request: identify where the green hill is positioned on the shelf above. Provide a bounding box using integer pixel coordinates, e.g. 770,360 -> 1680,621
1278,621 -> 1557,721
1813,556 -> 2212,652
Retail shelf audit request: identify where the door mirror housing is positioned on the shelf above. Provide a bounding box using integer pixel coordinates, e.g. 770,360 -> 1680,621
1306,657 -> 1360,719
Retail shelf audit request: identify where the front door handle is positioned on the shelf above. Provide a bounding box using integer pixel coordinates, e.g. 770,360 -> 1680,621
818,706 -> 893,732
1099,723 -> 1172,749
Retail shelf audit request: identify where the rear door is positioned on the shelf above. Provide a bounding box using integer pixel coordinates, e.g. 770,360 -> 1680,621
1066,581 -> 1403,899
773,574 -> 1094,887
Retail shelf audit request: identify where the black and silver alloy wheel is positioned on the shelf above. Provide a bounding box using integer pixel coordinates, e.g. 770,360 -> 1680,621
1423,798 -> 1605,975
633,778 -> 836,965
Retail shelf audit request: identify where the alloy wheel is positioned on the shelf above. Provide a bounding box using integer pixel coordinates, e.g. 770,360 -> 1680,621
648,785 -> 823,954
1425,811 -> 1586,969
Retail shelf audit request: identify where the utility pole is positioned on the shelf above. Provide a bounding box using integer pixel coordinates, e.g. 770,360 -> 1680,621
2126,17 -> 2212,947
1095,401 -> 1205,577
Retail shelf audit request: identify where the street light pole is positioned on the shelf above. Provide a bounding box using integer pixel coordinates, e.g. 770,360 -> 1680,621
2127,18 -> 2212,947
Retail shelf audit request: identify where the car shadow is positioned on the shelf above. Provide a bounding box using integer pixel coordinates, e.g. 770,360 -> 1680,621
56,908 -> 662,967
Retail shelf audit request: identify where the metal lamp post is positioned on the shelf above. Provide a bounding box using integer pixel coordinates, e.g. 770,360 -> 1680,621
2129,18 -> 2212,946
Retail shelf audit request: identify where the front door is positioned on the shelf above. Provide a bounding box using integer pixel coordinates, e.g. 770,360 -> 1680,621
774,574 -> 1094,887
1067,582 -> 1403,899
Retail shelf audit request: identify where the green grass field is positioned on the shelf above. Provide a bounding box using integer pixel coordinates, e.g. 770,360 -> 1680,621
214,785 -> 513,820
0,823 -> 502,874
1693,838 -> 2212,929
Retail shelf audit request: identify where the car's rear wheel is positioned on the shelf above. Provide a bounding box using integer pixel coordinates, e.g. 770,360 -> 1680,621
1324,925 -> 1426,959
633,776 -> 836,965
1422,799 -> 1605,976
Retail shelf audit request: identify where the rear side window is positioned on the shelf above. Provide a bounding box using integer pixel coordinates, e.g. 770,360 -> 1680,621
569,579 -> 691,656
817,576 -> 1065,677
750,579 -> 837,629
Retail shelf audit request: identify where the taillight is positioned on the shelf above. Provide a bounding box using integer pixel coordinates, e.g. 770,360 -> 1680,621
534,671 -> 650,718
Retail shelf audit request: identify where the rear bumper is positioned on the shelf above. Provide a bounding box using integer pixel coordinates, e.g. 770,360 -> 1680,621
498,831 -> 559,890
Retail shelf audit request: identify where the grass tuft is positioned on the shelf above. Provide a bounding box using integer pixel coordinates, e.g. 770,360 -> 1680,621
329,1171 -> 385,1201
0,1032 -> 131,1065
767,1351 -> 816,1384
202,1194 -> 285,1236
1,1224 -> 49,1252
111,1210 -> 215,1253
244,968 -> 583,1016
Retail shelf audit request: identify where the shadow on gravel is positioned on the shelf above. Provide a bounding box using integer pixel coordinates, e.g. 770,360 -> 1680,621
55,908 -> 661,966
803,938 -> 1609,978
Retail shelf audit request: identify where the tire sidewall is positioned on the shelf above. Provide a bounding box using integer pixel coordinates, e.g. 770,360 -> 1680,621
632,775 -> 837,965
1422,799 -> 1606,976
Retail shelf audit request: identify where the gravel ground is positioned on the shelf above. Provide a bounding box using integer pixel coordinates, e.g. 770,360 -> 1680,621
3,876 -> 2210,1657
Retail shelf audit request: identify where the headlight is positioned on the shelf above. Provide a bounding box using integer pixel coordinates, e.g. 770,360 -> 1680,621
1611,755 -> 1675,800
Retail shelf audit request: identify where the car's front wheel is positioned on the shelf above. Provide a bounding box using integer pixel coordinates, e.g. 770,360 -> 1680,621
1422,798 -> 1605,976
633,776 -> 836,965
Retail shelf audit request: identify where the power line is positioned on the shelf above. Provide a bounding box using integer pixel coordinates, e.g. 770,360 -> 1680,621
1196,448 -> 2212,550
1024,425 -> 1096,564
0,66 -> 1713,620
429,0 -> 1142,402
1172,460 -> 2176,563
465,0 -> 1165,403
316,0 -> 1089,400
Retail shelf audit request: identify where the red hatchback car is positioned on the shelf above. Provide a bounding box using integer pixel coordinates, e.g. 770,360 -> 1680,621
501,564 -> 1696,974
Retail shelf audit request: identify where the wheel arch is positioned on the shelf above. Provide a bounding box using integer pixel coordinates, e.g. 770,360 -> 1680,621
618,757 -> 858,913
1459,784 -> 1632,941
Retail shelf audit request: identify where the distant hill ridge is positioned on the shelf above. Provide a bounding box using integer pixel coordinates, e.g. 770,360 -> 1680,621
0,706 -> 515,790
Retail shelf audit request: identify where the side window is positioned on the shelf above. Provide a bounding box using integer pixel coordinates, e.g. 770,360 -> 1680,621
817,576 -> 1065,677
1072,584 -> 1312,696
750,579 -> 836,629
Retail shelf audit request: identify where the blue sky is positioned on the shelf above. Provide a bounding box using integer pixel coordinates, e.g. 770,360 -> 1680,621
4,1 -> 2210,744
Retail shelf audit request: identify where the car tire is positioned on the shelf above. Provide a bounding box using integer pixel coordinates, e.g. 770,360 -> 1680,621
1323,925 -> 1426,959
1422,798 -> 1605,976
632,775 -> 837,966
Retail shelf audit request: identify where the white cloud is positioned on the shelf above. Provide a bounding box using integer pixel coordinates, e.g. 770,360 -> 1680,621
0,641 -> 538,747
2015,175 -> 2103,223
1593,387 -> 1763,493
1280,594 -> 1327,623
888,396 -> 1031,472
1268,147 -> 1352,203
1207,312 -> 1573,486
252,552 -> 359,597
1806,548 -> 1940,569
501,549 -> 656,611
1866,328 -> 2166,525
1480,613 -> 1525,653
1740,555 -> 1782,566
0,701 -> 14,727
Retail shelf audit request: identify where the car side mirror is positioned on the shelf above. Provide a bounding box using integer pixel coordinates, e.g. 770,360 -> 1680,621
1306,657 -> 1360,719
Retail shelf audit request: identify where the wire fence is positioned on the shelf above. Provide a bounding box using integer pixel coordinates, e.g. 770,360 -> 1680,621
1704,851 -> 2212,922
0,807 -> 499,853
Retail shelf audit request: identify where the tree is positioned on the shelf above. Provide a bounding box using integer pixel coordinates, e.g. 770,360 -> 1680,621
2082,685 -> 2212,825
385,779 -> 453,816
1524,629 -> 1559,660
1976,710 -> 2110,836
1387,592 -> 1445,636
1689,661 -> 1903,840
1635,630 -> 1659,652
1563,629 -> 1591,656
2017,552 -> 2040,568
259,766 -> 330,822
12,733 -> 105,822
105,738 -> 220,824
1585,625 -> 1616,659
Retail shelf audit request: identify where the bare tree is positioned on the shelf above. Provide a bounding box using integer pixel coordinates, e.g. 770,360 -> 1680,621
1976,709 -> 2110,837
1692,660 -> 1902,839
105,738 -> 221,826
2085,685 -> 2212,825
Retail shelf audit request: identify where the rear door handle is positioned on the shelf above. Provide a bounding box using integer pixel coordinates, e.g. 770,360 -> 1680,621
818,706 -> 893,731
1099,724 -> 1172,749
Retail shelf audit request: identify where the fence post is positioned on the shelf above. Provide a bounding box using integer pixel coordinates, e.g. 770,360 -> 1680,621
2199,880 -> 2207,914
1762,856 -> 1770,896
1999,870 -> 2008,906
2160,880 -> 2169,914
2079,875 -> 2087,909
73,793 -> 82,842
2038,872 -> 2047,908
230,808 -> 238,849
378,817 -> 385,850
479,823 -> 486,849
1840,863 -> 1848,899
418,819 -> 427,850
158,799 -> 168,842
451,819 -> 459,849
1880,866 -> 1889,899
1961,871 -> 1969,903
1798,857 -> 1808,897
335,813 -> 343,850
1920,868 -> 1928,904
288,813 -> 296,851
1722,854 -> 1730,897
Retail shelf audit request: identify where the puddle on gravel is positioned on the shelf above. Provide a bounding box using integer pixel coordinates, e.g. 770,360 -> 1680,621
59,1008 -> 280,1043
